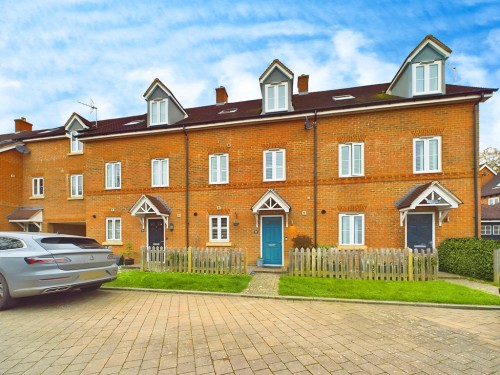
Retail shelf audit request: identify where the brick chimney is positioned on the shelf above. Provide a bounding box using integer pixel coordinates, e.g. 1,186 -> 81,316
15,117 -> 33,132
216,86 -> 228,105
297,74 -> 309,95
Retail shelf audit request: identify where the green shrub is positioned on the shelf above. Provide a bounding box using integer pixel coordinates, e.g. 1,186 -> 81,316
438,238 -> 500,281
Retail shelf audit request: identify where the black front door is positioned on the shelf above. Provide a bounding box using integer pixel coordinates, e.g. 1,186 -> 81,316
407,213 -> 434,250
148,219 -> 165,247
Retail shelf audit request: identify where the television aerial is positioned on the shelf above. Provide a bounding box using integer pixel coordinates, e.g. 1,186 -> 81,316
77,98 -> 98,127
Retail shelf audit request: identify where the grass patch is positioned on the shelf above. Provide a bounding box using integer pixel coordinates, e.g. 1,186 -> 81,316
106,270 -> 252,293
279,276 -> 500,305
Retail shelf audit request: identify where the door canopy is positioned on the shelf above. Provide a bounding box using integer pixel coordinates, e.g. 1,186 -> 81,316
130,195 -> 172,230
396,181 -> 462,226
251,189 -> 291,227
6,207 -> 43,231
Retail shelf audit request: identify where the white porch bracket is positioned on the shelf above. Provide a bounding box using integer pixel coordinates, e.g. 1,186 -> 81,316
400,210 -> 408,226
438,209 -> 450,227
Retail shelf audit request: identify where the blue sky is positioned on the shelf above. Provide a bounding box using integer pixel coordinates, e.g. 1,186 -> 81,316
1,0 -> 499,149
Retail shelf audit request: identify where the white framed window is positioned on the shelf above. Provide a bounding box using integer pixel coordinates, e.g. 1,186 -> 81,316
150,99 -> 167,125
339,143 -> 364,177
70,131 -> 83,153
105,162 -> 121,189
209,154 -> 229,184
493,225 -> 500,235
412,60 -> 442,95
263,149 -> 286,181
32,177 -> 44,197
70,174 -> 83,197
209,215 -> 229,242
481,225 -> 491,235
152,158 -> 169,187
265,83 -> 288,112
339,214 -> 364,246
488,197 -> 499,205
106,218 -> 121,241
413,136 -> 441,173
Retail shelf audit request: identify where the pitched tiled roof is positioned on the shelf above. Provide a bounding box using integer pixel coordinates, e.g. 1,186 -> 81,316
482,174 -> 500,197
72,83 -> 496,140
145,195 -> 172,215
482,204 -> 500,220
396,182 -> 434,209
1,82 -> 496,142
6,207 -> 43,221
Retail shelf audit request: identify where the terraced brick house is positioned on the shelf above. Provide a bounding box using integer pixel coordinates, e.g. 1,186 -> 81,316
480,164 -> 500,239
1,35 -> 497,265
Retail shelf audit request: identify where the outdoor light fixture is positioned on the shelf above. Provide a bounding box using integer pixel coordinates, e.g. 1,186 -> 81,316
169,222 -> 174,232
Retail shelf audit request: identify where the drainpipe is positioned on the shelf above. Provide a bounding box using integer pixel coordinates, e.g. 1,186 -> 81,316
473,96 -> 482,238
183,125 -> 189,247
313,111 -> 318,246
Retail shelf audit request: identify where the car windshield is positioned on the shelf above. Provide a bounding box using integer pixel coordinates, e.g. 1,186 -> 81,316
37,237 -> 105,250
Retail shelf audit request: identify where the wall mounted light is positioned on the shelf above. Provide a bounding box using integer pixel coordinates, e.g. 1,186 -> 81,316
233,212 -> 240,226
169,223 -> 174,232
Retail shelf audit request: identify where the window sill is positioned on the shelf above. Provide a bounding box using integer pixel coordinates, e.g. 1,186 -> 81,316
68,197 -> 84,200
339,175 -> 364,178
67,152 -> 84,156
209,182 -> 229,185
30,196 -> 44,200
413,170 -> 442,174
205,242 -> 232,247
102,241 -> 123,246
338,245 -> 367,250
152,185 -> 169,188
105,187 -> 122,190
263,179 -> 286,182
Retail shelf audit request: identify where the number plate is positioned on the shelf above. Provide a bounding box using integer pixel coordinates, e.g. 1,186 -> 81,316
80,270 -> 106,280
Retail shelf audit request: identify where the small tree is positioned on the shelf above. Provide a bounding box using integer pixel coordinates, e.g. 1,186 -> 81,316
480,147 -> 500,172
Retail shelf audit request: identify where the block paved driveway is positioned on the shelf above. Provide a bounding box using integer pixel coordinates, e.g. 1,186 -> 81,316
0,290 -> 499,375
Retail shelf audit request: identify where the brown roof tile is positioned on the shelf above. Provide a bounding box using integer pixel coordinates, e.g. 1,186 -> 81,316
481,174 -> 500,197
482,204 -> 500,220
6,207 -> 43,221
145,195 -> 172,215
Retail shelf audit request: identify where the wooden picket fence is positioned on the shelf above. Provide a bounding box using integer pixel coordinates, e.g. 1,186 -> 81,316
140,246 -> 247,274
289,247 -> 438,281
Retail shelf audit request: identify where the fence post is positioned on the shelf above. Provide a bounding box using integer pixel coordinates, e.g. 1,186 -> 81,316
188,247 -> 192,273
494,249 -> 500,284
140,246 -> 145,271
408,249 -> 413,281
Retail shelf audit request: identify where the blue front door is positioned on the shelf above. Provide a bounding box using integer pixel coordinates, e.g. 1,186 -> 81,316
262,216 -> 283,265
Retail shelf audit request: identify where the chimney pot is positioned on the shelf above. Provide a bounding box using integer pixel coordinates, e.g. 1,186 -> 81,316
216,86 -> 228,105
15,117 -> 33,132
298,74 -> 309,95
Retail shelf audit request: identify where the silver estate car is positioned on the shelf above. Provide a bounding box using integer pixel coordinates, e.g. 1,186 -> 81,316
0,232 -> 118,310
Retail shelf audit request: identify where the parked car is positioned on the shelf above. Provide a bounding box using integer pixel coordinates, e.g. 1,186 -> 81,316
0,232 -> 118,310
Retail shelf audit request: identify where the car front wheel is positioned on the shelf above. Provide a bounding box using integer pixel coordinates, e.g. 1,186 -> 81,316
0,274 -> 16,311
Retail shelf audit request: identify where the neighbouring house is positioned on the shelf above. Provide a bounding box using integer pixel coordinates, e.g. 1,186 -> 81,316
1,35 -> 497,266
480,164 -> 500,239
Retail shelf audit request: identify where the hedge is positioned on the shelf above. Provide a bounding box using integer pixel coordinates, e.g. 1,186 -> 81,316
438,238 -> 500,281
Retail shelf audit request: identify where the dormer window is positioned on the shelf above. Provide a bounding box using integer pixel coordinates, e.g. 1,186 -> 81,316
265,83 -> 288,112
412,60 -> 442,95
150,99 -> 167,125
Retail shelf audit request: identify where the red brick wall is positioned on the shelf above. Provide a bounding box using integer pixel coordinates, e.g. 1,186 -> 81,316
0,149 -> 23,231
20,138 -> 86,232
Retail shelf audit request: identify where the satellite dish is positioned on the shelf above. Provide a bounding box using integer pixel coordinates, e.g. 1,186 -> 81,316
15,144 -> 30,154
